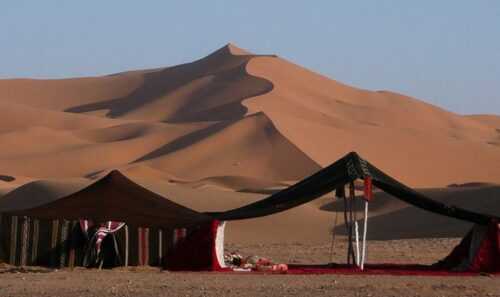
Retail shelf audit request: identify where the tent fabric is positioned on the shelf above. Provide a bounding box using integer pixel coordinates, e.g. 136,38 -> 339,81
0,171 -> 225,270
0,170 -> 212,229
1,215 -> 88,267
165,220 -> 227,271
436,221 -> 500,272
208,152 -> 498,225
0,214 -> 224,269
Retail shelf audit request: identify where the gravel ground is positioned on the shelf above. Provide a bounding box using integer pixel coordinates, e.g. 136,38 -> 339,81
1,238 -> 499,297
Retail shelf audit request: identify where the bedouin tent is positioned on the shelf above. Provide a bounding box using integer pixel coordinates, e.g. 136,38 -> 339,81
0,171 -> 227,270
1,153 -> 499,273
207,152 -> 500,273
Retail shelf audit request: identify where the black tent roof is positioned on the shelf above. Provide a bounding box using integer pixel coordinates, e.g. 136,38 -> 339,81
208,152 -> 499,225
0,170 -> 212,228
2,153 -> 496,228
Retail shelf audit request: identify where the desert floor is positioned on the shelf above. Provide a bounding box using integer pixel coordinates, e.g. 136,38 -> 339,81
1,43 -> 500,297
1,238 -> 499,297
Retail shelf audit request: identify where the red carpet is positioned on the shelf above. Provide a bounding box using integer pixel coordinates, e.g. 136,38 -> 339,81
284,263 -> 499,276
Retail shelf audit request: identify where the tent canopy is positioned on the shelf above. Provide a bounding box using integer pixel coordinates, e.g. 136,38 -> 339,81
0,170 -> 211,228
208,152 -> 499,225
1,152 -> 497,228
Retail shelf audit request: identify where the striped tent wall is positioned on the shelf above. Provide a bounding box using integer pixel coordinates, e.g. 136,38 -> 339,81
0,215 -> 189,268
112,224 -> 170,267
0,215 -> 87,267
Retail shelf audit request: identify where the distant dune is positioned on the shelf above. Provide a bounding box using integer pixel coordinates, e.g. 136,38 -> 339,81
467,114 -> 500,129
0,43 -> 499,242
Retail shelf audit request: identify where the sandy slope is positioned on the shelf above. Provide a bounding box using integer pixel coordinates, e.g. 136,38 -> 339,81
0,71 -> 144,111
138,112 -> 320,181
243,56 -> 500,187
1,43 -> 498,186
467,114 -> 500,129
0,43 -> 499,241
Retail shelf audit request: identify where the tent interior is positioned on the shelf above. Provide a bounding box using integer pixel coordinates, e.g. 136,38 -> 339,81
0,152 -> 499,274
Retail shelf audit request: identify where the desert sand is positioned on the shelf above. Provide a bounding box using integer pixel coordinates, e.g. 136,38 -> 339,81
1,239 -> 500,297
0,44 -> 499,296
1,43 -> 499,187
0,43 -> 499,240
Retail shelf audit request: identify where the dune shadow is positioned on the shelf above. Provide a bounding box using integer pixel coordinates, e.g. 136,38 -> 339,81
330,185 -> 500,240
447,182 -> 490,188
237,188 -> 282,195
133,121 -> 231,163
65,47 -> 276,123
319,191 -> 401,213
66,61 -> 227,118
0,175 -> 15,182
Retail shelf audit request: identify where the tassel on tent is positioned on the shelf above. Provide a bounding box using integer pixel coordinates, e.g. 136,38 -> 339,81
363,176 -> 373,201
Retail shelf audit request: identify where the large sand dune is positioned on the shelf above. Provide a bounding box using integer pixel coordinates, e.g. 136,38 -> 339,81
0,43 -> 498,242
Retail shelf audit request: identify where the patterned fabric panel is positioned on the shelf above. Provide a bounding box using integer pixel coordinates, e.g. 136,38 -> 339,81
0,215 -> 176,268
0,216 -> 87,267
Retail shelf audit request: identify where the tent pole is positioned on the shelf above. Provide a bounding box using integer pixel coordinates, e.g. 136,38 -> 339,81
343,196 -> 352,265
348,182 -> 356,266
354,219 -> 360,266
361,200 -> 369,270
354,194 -> 360,267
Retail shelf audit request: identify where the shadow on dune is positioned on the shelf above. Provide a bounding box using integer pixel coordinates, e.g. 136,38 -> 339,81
237,188 -> 282,195
132,121 -> 231,163
0,175 -> 15,182
66,46 -> 275,123
319,191 -> 407,213
328,185 -> 500,240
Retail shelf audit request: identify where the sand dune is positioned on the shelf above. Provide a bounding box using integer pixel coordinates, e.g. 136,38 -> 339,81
1,43 -> 498,186
0,101 -> 119,133
17,44 -> 273,122
0,43 -> 499,241
0,71 -> 144,111
467,114 -> 500,129
243,56 -> 500,187
0,178 -> 89,211
139,112 -> 320,181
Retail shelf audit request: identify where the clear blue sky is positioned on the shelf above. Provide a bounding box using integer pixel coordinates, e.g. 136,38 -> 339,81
1,1 -> 499,115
